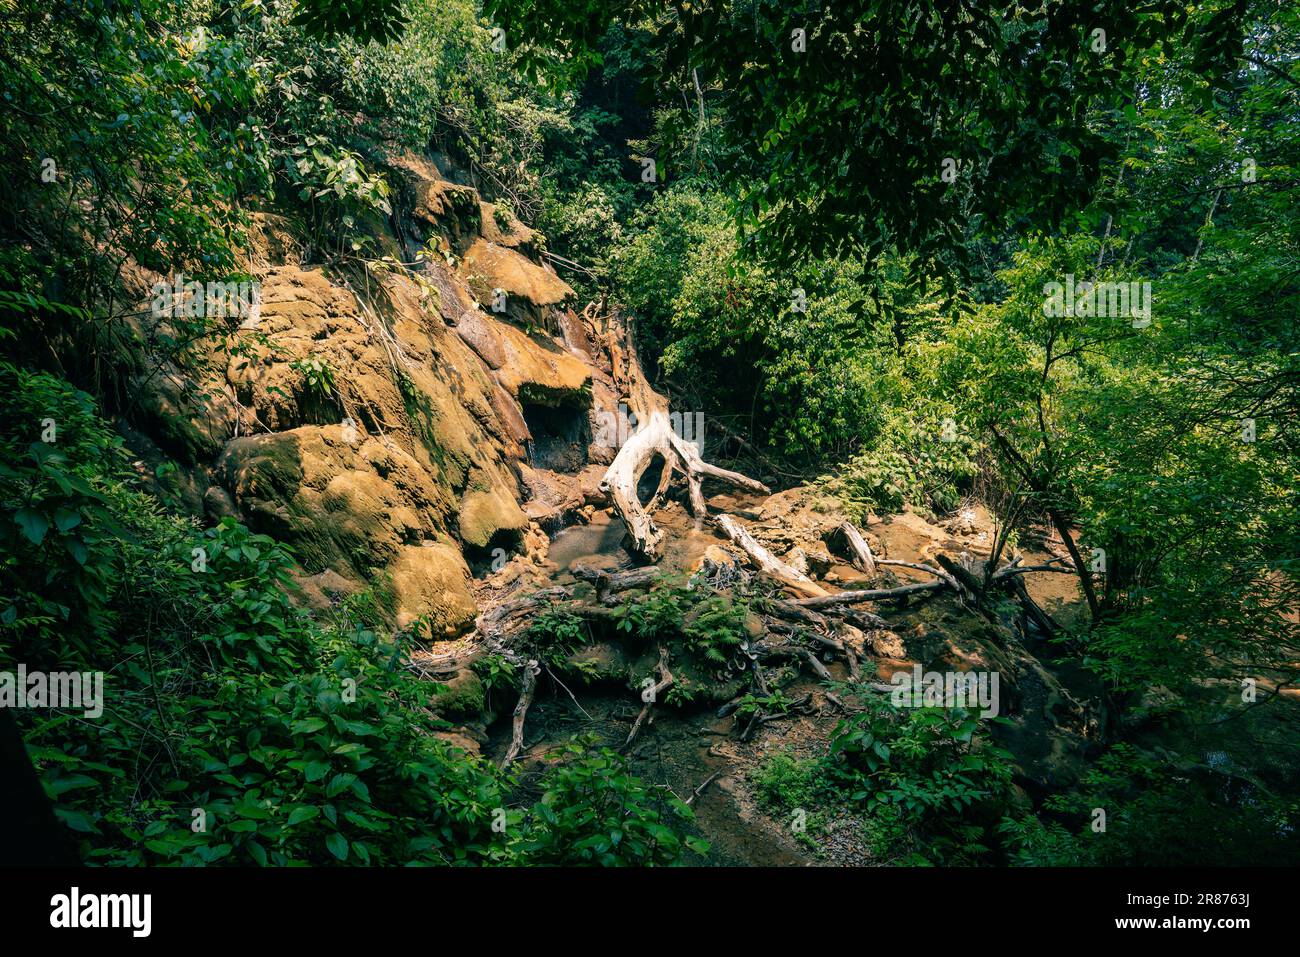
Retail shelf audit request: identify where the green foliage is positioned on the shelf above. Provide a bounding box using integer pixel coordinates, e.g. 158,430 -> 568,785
285,138 -> 392,254
525,605 -> 589,664
820,689 -> 1015,863
612,578 -> 749,675
0,0 -> 261,381
612,581 -> 689,643
602,181 -> 966,465
1000,745 -> 1300,866
290,356 -> 337,397
291,0 -> 409,45
680,592 -> 747,666
515,737 -> 708,865
826,698 -> 1013,818
0,369 -> 509,864
734,690 -> 793,722
471,653 -> 518,701
750,750 -> 830,848
823,410 -> 978,518
0,361 -> 129,642
490,0 -> 1247,284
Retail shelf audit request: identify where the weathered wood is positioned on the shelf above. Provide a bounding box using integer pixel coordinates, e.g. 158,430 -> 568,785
838,522 -> 878,576
792,579 -> 946,609
1008,575 -> 1060,637
936,553 -> 985,596
794,646 -> 833,681
571,564 -> 661,596
878,557 -> 962,591
625,646 -> 674,748
715,514 -> 827,598
501,659 -> 539,768
840,608 -> 888,631
686,770 -> 723,806
590,309 -> 770,560
765,599 -> 832,628
476,587 -> 569,644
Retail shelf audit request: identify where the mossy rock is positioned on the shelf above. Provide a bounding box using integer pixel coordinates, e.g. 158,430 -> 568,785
430,669 -> 485,720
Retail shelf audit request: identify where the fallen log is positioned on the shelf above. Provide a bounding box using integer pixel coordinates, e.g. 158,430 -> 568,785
990,560 -> 1075,580
715,514 -> 827,598
878,557 -> 961,591
935,554 -> 985,597
571,564 -> 661,597
793,579 -> 946,609
1008,575 -> 1060,637
837,522 -> 878,576
840,608 -> 888,631
790,555 -> 1073,611
765,599 -> 833,628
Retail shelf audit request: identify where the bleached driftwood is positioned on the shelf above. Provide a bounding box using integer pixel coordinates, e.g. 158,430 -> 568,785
587,309 -> 769,560
837,522 -> 878,576
715,514 -> 827,598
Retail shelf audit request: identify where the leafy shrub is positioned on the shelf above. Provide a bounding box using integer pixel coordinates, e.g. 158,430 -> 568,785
817,688 -> 1014,863
471,653 -> 519,708
826,696 -> 1013,818
525,605 -> 589,664
612,582 -> 689,644
822,410 -> 978,518
516,738 -> 708,866
999,744 -> 1300,866
290,356 -> 337,397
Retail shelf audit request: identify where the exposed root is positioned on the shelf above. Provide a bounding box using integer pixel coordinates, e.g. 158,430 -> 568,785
501,659 -> 539,768
624,646 -> 674,750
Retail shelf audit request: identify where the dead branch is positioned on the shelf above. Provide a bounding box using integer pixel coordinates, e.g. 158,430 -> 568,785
686,770 -> 723,806
794,647 -> 834,682
793,579 -> 946,609
624,646 -> 675,749
501,659 -> 539,768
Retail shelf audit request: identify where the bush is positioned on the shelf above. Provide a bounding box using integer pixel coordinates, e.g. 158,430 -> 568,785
1000,744 -> 1300,866
821,688 -> 1015,863
516,738 -> 708,866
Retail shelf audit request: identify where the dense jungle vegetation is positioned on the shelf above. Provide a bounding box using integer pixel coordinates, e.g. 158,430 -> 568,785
0,0 -> 1296,866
